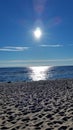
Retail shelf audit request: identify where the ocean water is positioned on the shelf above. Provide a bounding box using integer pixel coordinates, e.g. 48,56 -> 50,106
0,66 -> 73,82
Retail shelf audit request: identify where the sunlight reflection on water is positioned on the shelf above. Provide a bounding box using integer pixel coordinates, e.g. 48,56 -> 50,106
29,66 -> 50,81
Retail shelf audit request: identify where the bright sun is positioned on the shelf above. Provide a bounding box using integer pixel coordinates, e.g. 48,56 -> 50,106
34,27 -> 42,39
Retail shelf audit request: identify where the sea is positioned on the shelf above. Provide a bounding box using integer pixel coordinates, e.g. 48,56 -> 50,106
0,66 -> 73,82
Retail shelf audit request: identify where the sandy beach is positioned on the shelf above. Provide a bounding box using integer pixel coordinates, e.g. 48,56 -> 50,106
0,79 -> 73,130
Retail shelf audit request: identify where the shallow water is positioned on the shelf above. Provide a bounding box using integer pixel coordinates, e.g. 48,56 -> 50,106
0,66 -> 73,82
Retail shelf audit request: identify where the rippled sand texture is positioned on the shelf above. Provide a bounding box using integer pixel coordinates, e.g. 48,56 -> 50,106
0,79 -> 73,130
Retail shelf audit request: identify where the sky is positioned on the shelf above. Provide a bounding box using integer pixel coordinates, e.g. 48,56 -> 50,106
0,0 -> 73,67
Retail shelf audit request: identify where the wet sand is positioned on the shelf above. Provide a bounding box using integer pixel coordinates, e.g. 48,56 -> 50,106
0,79 -> 73,130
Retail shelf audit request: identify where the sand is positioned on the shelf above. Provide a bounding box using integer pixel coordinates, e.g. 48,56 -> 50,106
0,79 -> 73,130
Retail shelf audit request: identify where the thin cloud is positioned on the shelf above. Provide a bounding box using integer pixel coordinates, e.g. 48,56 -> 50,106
40,44 -> 63,47
0,46 -> 29,52
1,58 -> 73,63
0,58 -> 73,67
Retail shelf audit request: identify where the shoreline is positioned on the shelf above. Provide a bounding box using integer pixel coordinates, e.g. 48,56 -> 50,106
0,77 -> 73,83
0,79 -> 73,130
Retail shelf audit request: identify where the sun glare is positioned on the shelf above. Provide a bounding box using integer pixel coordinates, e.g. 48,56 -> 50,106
29,66 -> 49,81
34,27 -> 42,39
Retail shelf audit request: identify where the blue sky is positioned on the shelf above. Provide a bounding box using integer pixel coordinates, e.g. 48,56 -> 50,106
0,0 -> 73,67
